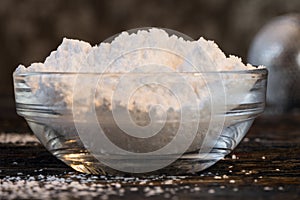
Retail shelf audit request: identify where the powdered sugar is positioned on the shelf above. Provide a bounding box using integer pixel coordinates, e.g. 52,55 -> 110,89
14,28 -> 257,113
13,28 -> 263,158
15,28 -> 256,74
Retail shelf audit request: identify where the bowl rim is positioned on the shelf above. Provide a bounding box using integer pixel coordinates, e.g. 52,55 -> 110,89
13,67 -> 267,77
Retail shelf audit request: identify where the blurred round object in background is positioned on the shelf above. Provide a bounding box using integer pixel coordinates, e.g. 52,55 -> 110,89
248,14 -> 300,114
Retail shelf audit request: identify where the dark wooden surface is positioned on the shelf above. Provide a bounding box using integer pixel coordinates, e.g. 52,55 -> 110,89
0,115 -> 300,199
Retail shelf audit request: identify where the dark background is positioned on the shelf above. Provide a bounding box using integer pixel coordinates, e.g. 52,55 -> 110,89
1,0 -> 300,120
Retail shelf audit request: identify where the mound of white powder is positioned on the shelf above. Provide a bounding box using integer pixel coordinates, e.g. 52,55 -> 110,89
14,28 -> 261,154
15,28 -> 257,110
16,28 -> 254,73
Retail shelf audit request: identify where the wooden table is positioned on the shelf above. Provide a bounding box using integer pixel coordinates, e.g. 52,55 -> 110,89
1,115 -> 299,199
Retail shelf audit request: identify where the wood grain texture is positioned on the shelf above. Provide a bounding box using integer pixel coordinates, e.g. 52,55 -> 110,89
0,115 -> 299,199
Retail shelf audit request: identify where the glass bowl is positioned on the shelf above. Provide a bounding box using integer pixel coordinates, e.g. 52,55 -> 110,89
13,69 -> 267,175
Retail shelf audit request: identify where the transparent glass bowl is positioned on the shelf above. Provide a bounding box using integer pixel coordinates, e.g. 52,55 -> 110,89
14,69 -> 267,175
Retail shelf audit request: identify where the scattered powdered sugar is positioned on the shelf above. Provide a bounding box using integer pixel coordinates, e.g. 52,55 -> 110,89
1,146 -> 281,200
0,172 -> 208,199
0,133 -> 39,145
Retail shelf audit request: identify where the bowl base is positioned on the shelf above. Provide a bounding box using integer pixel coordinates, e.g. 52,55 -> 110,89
27,119 -> 254,175
52,148 -> 230,175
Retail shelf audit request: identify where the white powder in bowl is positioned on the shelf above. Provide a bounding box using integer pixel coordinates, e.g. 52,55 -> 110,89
15,28 -> 257,110
14,28 -> 261,153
